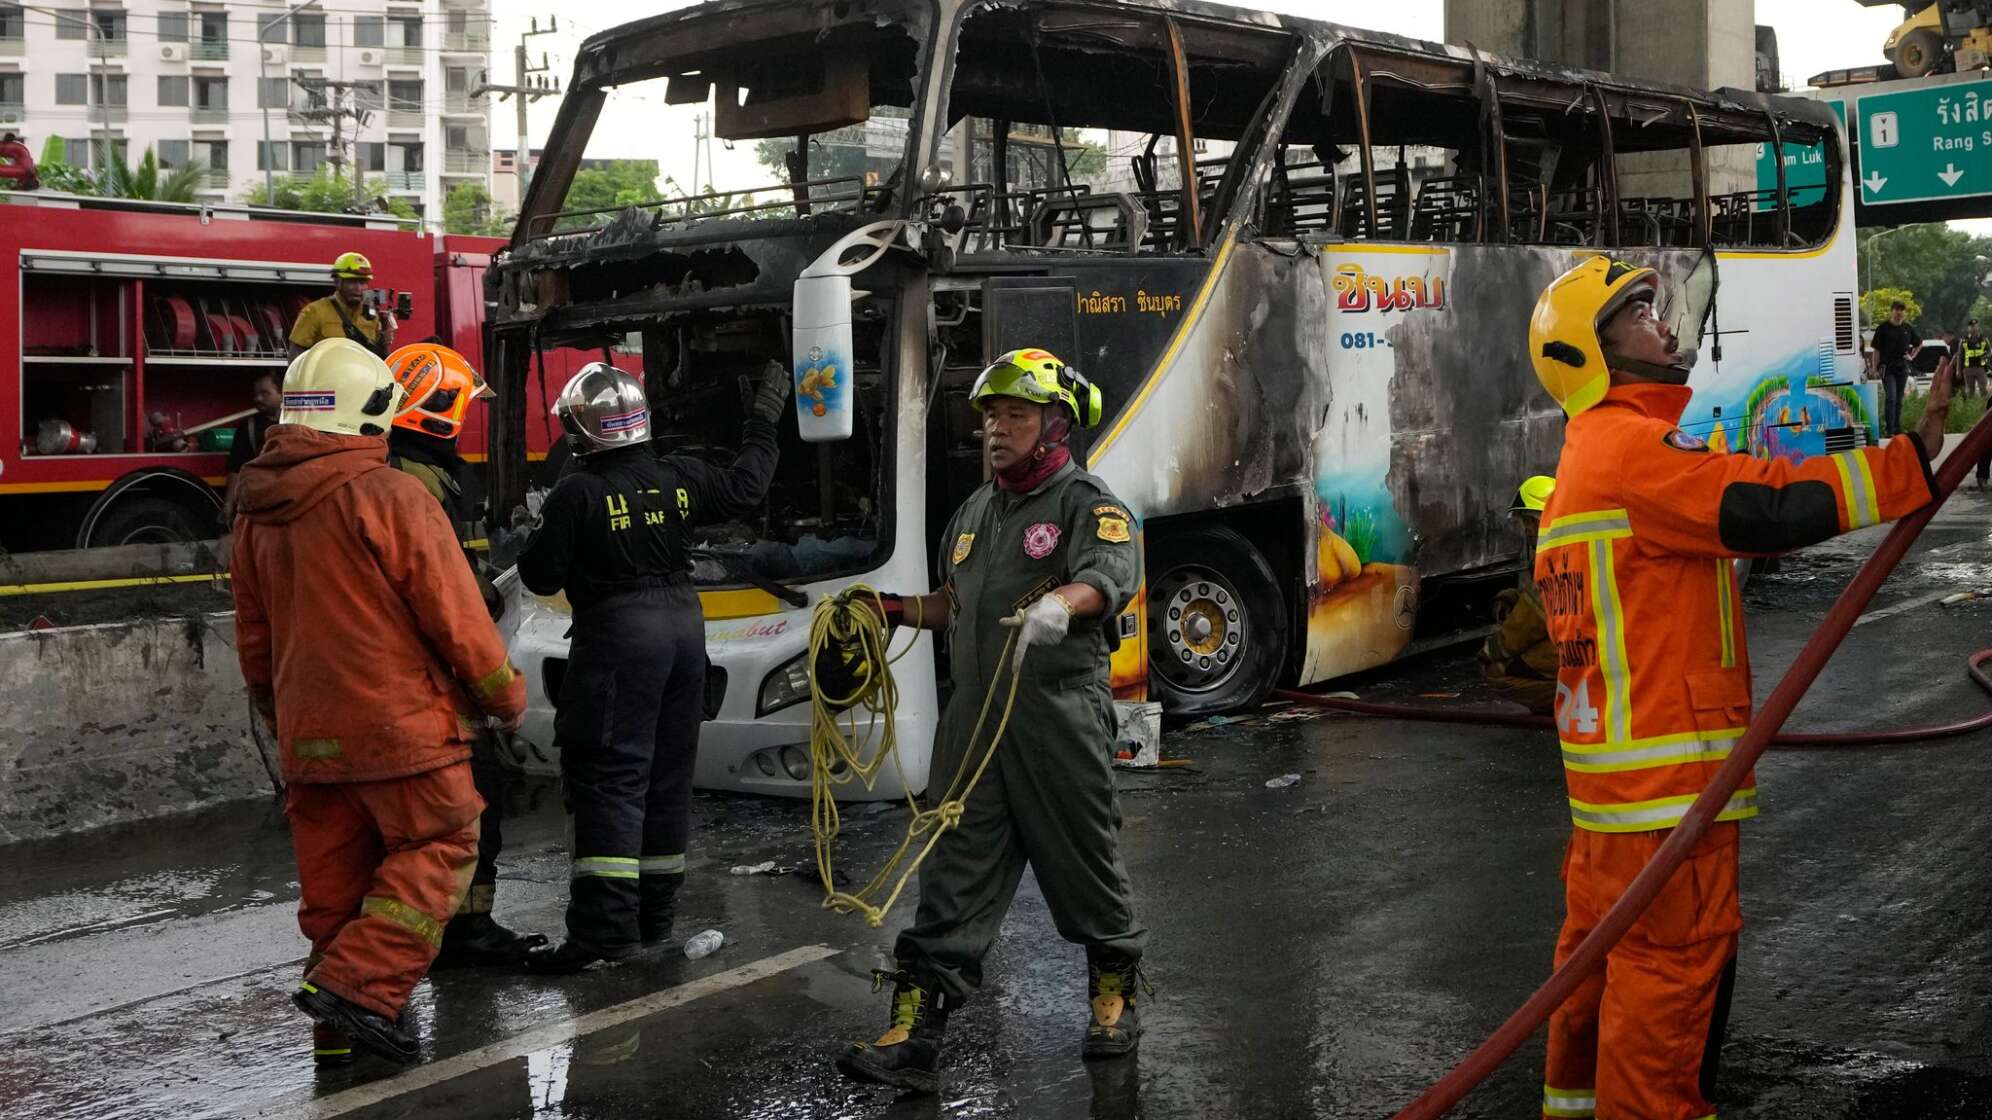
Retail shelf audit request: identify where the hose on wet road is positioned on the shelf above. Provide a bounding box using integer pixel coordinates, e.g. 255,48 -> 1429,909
1282,411 -> 1992,1120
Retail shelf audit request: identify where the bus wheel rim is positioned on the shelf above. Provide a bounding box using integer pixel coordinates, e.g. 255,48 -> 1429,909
1152,565 -> 1246,694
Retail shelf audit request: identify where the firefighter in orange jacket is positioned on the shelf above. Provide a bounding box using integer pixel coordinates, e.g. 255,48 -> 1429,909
232,338 -> 527,1067
1529,257 -> 1948,1120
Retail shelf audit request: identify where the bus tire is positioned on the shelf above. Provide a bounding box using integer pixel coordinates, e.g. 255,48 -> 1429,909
1145,524 -> 1287,715
86,496 -> 208,548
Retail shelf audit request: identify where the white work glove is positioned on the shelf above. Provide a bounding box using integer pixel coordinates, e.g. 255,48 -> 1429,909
999,593 -> 1071,672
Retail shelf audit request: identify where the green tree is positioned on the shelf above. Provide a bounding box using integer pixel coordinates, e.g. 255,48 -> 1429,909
555,160 -> 663,229
243,167 -> 416,219
443,181 -> 510,235
97,147 -> 208,203
1860,286 -> 1922,326
29,137 -> 96,194
1859,224 -> 1991,332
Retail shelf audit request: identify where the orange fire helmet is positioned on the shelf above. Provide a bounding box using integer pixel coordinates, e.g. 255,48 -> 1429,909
387,343 -> 491,440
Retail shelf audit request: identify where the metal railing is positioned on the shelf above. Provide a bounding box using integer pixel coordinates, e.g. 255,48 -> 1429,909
382,169 -> 423,191
386,45 -> 423,67
530,175 -> 874,238
386,104 -> 424,129
200,170 -> 230,191
442,31 -> 488,51
0,36 -> 22,56
442,93 -> 486,115
191,39 -> 228,61
95,105 -> 129,123
443,149 -> 487,174
290,44 -> 327,63
191,106 -> 229,124
87,37 -> 127,58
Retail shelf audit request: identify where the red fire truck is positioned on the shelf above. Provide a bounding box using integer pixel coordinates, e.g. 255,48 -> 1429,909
0,192 -> 604,552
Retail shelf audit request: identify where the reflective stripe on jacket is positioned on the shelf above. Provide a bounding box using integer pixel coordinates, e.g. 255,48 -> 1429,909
1535,382 -> 1936,832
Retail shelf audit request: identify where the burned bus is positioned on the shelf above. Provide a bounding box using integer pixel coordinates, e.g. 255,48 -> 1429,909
487,0 -> 1856,798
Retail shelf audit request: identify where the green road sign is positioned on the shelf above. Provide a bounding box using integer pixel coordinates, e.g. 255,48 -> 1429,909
1855,78 -> 1992,205
1755,99 -> 1846,211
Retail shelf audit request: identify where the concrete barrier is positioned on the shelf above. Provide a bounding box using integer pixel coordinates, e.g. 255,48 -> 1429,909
0,612 -> 274,844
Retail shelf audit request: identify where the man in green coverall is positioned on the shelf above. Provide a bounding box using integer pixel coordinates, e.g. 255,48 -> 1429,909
835,348 -> 1148,1094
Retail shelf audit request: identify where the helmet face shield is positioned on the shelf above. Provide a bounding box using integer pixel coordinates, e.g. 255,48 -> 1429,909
1658,251 -> 1718,365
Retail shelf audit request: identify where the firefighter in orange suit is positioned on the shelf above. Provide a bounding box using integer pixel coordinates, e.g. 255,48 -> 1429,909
1529,257 -> 1948,1120
232,338 -> 527,1067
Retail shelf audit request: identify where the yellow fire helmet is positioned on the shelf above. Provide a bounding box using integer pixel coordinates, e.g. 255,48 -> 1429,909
1511,475 -> 1556,515
969,348 -> 1104,428
280,338 -> 404,437
1528,256 -> 1660,418
331,251 -> 374,280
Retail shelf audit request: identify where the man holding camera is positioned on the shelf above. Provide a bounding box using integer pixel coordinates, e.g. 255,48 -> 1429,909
291,251 -> 398,359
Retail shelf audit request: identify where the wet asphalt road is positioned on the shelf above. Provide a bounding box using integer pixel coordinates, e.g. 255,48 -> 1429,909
9,491 -> 1992,1119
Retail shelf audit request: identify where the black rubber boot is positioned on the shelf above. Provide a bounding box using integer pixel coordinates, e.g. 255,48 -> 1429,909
1082,952 -> 1145,1060
311,1023 -> 355,1068
434,913 -> 548,968
835,968 -> 951,1095
639,874 -> 681,946
521,938 -> 612,975
293,982 -> 418,1065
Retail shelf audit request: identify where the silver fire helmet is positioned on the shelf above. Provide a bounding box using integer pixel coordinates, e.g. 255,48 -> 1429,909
553,362 -> 650,453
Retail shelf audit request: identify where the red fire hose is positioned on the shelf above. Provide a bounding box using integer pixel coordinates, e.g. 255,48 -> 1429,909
1280,412 -> 1992,1120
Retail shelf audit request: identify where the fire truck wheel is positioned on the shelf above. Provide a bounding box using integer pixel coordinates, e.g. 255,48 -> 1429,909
1145,524 -> 1287,715
88,496 -> 208,548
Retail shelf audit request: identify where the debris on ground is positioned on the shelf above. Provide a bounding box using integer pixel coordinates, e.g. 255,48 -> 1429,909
1265,773 -> 1302,789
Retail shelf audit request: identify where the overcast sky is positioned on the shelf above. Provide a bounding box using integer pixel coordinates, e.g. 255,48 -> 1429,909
488,0 -> 1940,221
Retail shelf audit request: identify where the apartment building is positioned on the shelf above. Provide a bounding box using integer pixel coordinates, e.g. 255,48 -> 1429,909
4,0 -> 495,223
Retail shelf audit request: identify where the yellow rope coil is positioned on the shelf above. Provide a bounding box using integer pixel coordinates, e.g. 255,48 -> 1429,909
808,585 -> 1023,928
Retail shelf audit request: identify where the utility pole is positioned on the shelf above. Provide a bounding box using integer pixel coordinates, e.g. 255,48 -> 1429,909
291,75 -> 371,206
259,1 -> 323,203
472,16 -> 560,212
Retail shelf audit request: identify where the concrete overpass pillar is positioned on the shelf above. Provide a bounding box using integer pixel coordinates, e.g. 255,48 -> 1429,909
1445,0 -> 1757,194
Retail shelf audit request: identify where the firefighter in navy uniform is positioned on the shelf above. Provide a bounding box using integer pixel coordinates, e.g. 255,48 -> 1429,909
835,348 -> 1147,1095
516,361 -> 787,972
384,342 -> 545,967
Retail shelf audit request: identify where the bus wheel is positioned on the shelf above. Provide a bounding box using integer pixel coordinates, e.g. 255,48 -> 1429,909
1146,525 -> 1287,715
86,497 -> 208,548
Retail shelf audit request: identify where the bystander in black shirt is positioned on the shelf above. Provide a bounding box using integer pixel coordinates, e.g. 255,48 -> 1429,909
1872,321 -> 1921,371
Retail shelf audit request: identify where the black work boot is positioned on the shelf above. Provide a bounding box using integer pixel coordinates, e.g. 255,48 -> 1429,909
310,1023 -> 355,1068
835,968 -> 951,1094
639,874 -> 681,947
292,982 -> 418,1065
521,938 -> 613,975
1082,952 -> 1145,1059
434,913 -> 548,968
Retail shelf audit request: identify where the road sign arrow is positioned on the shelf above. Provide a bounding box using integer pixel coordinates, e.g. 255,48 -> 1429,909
1864,170 -> 1889,193
1940,162 -> 1966,187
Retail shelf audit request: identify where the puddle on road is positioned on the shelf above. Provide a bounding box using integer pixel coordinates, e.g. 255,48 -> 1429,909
1851,1066 -> 1992,1119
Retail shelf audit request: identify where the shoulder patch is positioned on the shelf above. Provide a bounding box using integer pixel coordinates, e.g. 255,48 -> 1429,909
1092,503 -> 1130,519
1663,429 -> 1709,453
1096,515 -> 1131,543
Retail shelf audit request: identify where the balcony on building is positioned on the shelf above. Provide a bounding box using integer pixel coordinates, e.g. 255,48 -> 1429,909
442,92 -> 486,116
191,106 -> 228,125
191,37 -> 228,62
87,36 -> 127,58
443,148 -> 487,175
382,169 -> 423,192
0,35 -> 21,58
442,30 -> 488,53
387,99 -> 424,130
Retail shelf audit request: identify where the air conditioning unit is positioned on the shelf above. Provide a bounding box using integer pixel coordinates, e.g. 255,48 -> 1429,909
159,42 -> 186,62
262,46 -> 287,65
357,49 -> 382,67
